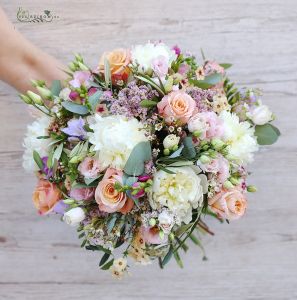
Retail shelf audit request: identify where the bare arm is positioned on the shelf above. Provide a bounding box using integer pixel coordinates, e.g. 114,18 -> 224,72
0,7 -> 66,93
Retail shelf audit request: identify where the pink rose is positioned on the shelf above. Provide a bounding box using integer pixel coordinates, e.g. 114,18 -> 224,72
188,111 -> 224,140
152,55 -> 169,77
69,187 -> 95,201
208,187 -> 247,220
95,168 -> 133,214
32,179 -> 62,215
157,91 -> 196,124
140,226 -> 168,245
78,157 -> 102,178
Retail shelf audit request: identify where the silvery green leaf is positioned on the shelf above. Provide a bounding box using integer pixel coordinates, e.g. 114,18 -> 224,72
33,150 -> 43,170
51,80 -> 62,96
70,142 -> 83,158
104,58 -> 111,88
255,123 -> 280,145
53,143 -> 63,162
88,90 -> 103,111
62,101 -> 89,115
182,137 -> 196,159
169,145 -> 184,158
124,141 -> 152,176
123,175 -> 138,186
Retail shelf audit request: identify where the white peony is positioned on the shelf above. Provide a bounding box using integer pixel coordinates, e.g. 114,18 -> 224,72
88,114 -> 148,169
220,111 -> 258,164
150,166 -> 207,224
131,42 -> 177,72
63,207 -> 86,226
23,116 -> 53,172
247,103 -> 273,125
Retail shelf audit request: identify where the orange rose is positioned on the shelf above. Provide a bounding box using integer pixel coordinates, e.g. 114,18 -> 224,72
157,91 -> 196,125
95,168 -> 134,214
32,179 -> 62,215
208,187 -> 247,220
98,48 -> 131,83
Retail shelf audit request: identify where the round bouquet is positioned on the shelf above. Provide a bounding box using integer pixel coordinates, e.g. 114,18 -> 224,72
20,41 -> 279,278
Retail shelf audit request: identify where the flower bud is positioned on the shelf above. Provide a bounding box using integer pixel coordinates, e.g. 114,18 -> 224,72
193,130 -> 201,137
69,156 -> 82,164
163,148 -> 170,156
63,207 -> 86,226
159,230 -> 165,240
164,76 -> 174,93
169,232 -> 175,241
211,138 -> 224,150
172,144 -> 179,152
149,218 -> 156,226
200,155 -> 211,164
223,180 -> 234,189
37,86 -> 52,100
247,185 -> 257,192
68,62 -> 76,72
75,53 -> 83,63
230,177 -> 240,186
19,94 -> 32,104
78,62 -> 89,71
27,91 -> 43,105
63,199 -> 75,205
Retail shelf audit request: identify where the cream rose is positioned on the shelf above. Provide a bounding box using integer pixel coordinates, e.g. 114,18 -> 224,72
163,134 -> 180,149
247,104 -> 273,125
63,207 -> 86,226
150,166 -> 208,224
157,91 -> 196,125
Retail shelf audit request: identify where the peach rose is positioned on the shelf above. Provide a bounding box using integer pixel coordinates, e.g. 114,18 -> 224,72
98,48 -> 131,82
157,91 -> 196,124
33,179 -> 62,215
208,187 -> 247,220
95,168 -> 134,214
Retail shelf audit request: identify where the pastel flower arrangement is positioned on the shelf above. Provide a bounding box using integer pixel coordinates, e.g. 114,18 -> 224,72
19,41 -> 280,278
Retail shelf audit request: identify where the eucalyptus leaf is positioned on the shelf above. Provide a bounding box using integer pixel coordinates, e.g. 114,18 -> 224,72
255,123 -> 280,145
62,101 -> 89,115
51,80 -> 62,96
124,141 -> 152,176
88,90 -> 103,111
169,145 -> 184,158
182,136 -> 196,159
189,73 -> 223,89
84,176 -> 100,186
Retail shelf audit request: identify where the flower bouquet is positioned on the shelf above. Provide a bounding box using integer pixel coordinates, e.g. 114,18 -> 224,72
20,41 -> 279,278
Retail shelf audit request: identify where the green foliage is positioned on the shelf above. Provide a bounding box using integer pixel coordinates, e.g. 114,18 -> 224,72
104,58 -> 112,88
140,99 -> 158,108
51,80 -> 62,96
255,123 -> 280,145
124,141 -> 152,176
224,78 -> 241,105
189,73 -> 223,90
33,150 -> 43,169
219,63 -> 232,69
62,101 -> 89,115
182,136 -> 196,159
88,90 -> 103,111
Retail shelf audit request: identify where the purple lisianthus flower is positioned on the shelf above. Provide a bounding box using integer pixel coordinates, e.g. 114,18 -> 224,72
41,156 -> 53,178
52,200 -> 69,215
69,71 -> 92,88
62,117 -> 87,140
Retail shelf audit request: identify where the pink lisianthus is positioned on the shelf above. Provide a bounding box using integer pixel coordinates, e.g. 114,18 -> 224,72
69,187 -> 95,201
140,226 -> 168,245
95,168 -> 134,214
157,91 -> 196,125
200,154 -> 230,184
152,55 -> 169,77
188,111 -> 224,140
208,187 -> 247,220
69,71 -> 92,88
78,157 -> 102,178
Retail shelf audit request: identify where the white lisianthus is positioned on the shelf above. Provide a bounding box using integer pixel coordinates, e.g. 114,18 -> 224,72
220,111 -> 258,164
63,207 -> 86,226
163,134 -> 180,149
150,166 -> 207,224
23,116 -> 53,172
131,42 -> 177,72
247,103 -> 273,125
158,210 -> 175,234
88,115 -> 148,169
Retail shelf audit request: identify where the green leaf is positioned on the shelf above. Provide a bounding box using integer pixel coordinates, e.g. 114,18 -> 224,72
219,63 -> 232,69
101,258 -> 114,270
62,101 -> 89,115
182,136 -> 196,159
140,99 -> 158,108
200,48 -> 206,61
99,253 -> 111,267
33,150 -> 43,169
84,176 -> 100,186
135,75 -> 165,96
51,80 -> 62,96
85,245 -> 111,254
124,141 -> 152,176
88,90 -> 103,111
104,58 -> 111,88
53,143 -> 63,162
107,215 -> 118,233
189,73 -> 223,90
255,123 -> 280,145
161,247 -> 173,267
175,223 -> 193,236
173,250 -> 183,268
